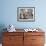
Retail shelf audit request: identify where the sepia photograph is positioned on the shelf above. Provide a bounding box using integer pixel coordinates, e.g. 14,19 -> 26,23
17,7 -> 35,22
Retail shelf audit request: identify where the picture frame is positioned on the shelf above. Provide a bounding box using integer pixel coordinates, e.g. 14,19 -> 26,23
17,7 -> 35,22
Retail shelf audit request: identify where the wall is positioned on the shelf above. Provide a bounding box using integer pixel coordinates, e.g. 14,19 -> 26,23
0,0 -> 46,29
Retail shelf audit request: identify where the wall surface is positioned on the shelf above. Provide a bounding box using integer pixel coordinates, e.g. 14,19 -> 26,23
0,0 -> 46,30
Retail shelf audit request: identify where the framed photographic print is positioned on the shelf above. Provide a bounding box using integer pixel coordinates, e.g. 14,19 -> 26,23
17,7 -> 35,22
